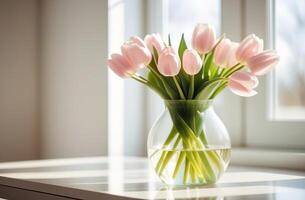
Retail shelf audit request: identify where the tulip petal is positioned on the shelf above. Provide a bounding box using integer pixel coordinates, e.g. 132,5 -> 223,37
236,34 -> 264,63
230,71 -> 259,88
183,49 -> 202,75
247,50 -> 280,76
144,33 -> 165,54
121,40 -> 152,68
158,47 -> 181,76
229,80 -> 257,97
192,24 -> 216,54
108,54 -> 134,78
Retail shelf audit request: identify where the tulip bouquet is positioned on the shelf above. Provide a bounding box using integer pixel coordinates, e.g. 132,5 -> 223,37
108,24 -> 279,185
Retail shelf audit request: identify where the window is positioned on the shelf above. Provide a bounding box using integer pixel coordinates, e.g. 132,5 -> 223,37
245,0 -> 305,149
108,0 -> 125,156
274,0 -> 305,120
148,0 -> 305,151
166,0 -> 221,47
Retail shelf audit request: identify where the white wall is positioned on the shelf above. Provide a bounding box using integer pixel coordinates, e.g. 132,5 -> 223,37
0,0 -> 109,161
0,0 -> 148,161
40,0 -> 108,158
0,0 -> 39,161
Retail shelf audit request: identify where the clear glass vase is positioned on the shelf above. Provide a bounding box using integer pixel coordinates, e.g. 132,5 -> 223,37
147,100 -> 231,186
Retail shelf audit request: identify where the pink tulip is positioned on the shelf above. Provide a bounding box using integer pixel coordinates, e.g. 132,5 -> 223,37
192,24 -> 216,54
107,54 -> 134,78
182,49 -> 202,75
214,39 -> 238,68
228,71 -> 258,97
157,47 -> 181,76
121,36 -> 152,68
236,34 -> 263,63
247,50 -> 279,76
227,42 -> 239,67
144,33 -> 165,54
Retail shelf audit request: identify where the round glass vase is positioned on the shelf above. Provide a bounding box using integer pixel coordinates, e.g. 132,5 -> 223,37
147,100 -> 231,186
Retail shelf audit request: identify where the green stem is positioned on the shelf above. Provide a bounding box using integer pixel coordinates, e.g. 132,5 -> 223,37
190,165 -> 196,183
203,56 -> 210,81
131,74 -> 169,99
173,76 -> 186,99
147,65 -> 162,80
210,65 -> 219,79
202,77 -> 226,88
218,68 -> 225,77
172,111 -> 218,182
154,104 -> 228,185
183,134 -> 216,183
158,135 -> 181,175
224,65 -> 245,77
155,128 -> 177,172
195,78 -> 227,100
181,139 -> 205,178
203,34 -> 226,82
199,129 -> 225,176
209,82 -> 228,99
147,65 -> 176,99
183,158 -> 190,184
172,152 -> 186,179
187,75 -> 194,99
130,74 -> 148,84
222,63 -> 243,77
180,134 -> 207,179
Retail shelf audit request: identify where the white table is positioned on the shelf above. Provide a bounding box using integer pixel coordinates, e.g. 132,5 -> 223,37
0,157 -> 304,199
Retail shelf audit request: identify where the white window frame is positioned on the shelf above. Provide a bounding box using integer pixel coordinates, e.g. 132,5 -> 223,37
108,0 -> 148,157
244,0 -> 305,149
145,0 -> 305,170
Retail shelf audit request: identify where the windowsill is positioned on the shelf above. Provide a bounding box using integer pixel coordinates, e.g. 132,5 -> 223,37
231,147 -> 305,171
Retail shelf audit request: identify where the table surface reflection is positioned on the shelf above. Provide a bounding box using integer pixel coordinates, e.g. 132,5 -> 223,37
0,157 -> 304,199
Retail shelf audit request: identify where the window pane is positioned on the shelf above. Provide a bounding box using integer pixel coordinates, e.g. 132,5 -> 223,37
275,0 -> 305,120
167,0 -> 221,48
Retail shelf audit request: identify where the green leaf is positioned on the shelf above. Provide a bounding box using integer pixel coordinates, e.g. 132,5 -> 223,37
209,63 -> 219,79
152,47 -> 159,66
201,35 -> 226,82
195,80 -> 222,100
147,71 -> 170,99
178,34 -> 187,59
203,52 -> 214,81
177,34 -> 190,95
194,58 -> 205,92
176,75 -> 188,97
147,71 -> 161,89
209,82 -> 228,99
194,56 -> 206,93
168,34 -> 172,46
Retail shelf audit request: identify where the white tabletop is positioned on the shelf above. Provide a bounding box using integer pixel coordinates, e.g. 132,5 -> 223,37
0,156 -> 304,199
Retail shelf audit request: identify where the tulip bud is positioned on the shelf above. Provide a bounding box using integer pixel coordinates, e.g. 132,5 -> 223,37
215,39 -> 238,68
247,50 -> 279,76
228,71 -> 258,97
236,34 -> 264,63
182,49 -> 202,75
144,33 -> 165,54
157,47 -> 181,76
192,24 -> 216,54
121,36 -> 152,68
107,54 -> 134,78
